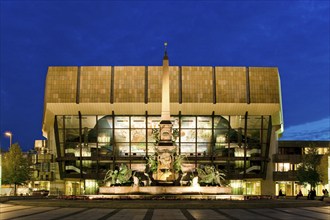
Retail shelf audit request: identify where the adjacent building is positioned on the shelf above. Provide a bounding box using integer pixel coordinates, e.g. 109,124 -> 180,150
29,140 -> 55,193
42,51 -> 285,195
274,140 -> 329,196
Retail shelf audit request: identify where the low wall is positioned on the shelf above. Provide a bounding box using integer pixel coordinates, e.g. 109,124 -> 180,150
99,186 -> 232,195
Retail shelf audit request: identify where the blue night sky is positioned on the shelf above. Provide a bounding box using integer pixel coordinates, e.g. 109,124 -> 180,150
0,1 -> 329,151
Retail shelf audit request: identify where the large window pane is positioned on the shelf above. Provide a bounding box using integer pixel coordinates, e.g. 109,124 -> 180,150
82,116 -> 97,128
97,115 -> 113,129
65,129 -> 80,142
181,143 -> 195,156
181,129 -> 196,142
57,116 -> 64,128
99,143 -> 113,156
147,129 -> 156,143
115,117 -> 129,128
131,117 -> 146,128
247,129 -> 260,143
197,117 -> 212,128
147,143 -> 156,155
181,117 -> 196,128
171,117 -> 179,128
131,143 -> 146,156
214,116 -> 230,129
131,129 -> 146,142
58,129 -> 64,143
65,116 -> 80,128
247,116 -> 261,129
98,128 -> 112,143
230,116 -> 244,129
114,129 -> 129,142
197,143 -> 210,156
147,117 -> 161,128
197,129 -> 212,142
117,143 -> 129,156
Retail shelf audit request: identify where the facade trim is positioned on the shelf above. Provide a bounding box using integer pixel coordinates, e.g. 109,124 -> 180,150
145,66 -> 148,104
76,66 -> 81,104
179,66 -> 182,104
246,67 -> 251,104
110,66 -> 114,104
212,67 -> 216,104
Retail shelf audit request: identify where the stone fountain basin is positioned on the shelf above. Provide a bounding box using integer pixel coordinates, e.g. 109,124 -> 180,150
99,186 -> 231,195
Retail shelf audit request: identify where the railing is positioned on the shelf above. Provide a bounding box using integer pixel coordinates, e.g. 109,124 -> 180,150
272,154 -> 302,163
273,171 -> 298,181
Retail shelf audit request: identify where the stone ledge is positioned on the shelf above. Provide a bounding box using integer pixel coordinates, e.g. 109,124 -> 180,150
99,186 -> 232,195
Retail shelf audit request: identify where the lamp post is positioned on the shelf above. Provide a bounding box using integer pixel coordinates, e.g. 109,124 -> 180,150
4,132 -> 12,147
1,132 -> 12,196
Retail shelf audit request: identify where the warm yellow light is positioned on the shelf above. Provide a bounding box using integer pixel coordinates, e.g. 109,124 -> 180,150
4,131 -> 13,147
4,132 -> 12,137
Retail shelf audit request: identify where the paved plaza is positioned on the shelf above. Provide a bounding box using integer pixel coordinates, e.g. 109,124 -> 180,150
1,202 -> 329,220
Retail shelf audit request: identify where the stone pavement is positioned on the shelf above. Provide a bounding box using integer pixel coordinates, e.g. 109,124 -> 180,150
0,203 -> 329,220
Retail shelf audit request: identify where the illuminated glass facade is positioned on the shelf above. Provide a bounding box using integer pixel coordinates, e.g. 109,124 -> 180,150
55,114 -> 271,181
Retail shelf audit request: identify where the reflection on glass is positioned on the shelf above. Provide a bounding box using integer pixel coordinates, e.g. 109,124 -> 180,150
117,144 -> 129,156
170,117 -> 179,128
99,144 -> 113,156
230,116 -> 244,129
57,116 -> 64,128
148,117 -> 161,128
181,129 -> 196,142
131,129 -> 146,142
181,117 -> 196,128
197,143 -> 210,156
115,117 -> 129,128
65,129 -> 80,142
147,129 -> 155,142
147,144 -> 156,155
65,116 -> 80,128
181,143 -> 195,156
59,130 -> 64,142
131,117 -> 146,128
197,117 -> 212,128
197,129 -> 212,142
97,116 -> 112,129
82,116 -> 97,128
131,143 -> 146,156
114,129 -> 129,142
214,116 -> 230,129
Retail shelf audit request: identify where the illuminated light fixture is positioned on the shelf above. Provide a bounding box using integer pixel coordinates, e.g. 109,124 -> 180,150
4,131 -> 13,147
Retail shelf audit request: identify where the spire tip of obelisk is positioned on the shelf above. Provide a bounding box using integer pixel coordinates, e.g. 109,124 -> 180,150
163,42 -> 168,60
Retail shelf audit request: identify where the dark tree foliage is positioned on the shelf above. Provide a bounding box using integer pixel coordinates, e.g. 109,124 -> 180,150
2,143 -> 30,195
296,145 -> 321,189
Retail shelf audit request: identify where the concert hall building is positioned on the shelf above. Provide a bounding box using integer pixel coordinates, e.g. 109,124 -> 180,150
42,52 -> 284,195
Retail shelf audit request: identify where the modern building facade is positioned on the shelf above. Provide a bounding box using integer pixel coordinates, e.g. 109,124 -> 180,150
42,52 -> 284,195
29,140 -> 55,192
274,140 -> 329,197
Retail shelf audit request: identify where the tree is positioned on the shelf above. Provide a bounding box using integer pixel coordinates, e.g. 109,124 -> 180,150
296,145 -> 321,189
2,143 -> 30,195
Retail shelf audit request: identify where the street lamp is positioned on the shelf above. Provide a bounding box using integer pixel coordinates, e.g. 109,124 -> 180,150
1,132 -> 12,196
4,131 -> 12,147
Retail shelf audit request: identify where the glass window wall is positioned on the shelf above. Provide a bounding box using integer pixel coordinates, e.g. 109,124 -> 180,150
55,114 -> 271,178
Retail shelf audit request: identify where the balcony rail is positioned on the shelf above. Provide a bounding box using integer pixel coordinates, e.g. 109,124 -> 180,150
273,171 -> 298,181
272,154 -> 302,163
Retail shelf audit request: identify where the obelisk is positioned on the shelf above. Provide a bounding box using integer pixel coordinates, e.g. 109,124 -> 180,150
155,43 -> 177,182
